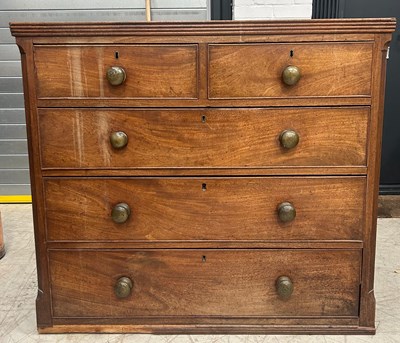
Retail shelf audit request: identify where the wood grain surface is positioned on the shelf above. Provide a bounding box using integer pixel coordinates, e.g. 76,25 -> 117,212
34,45 -> 198,98
38,107 -> 369,169
10,19 -> 395,334
49,249 -> 361,318
44,177 -> 365,242
209,43 -> 372,98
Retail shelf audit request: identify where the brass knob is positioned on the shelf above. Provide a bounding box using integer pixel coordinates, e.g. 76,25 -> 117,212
282,65 -> 301,86
277,202 -> 296,223
276,276 -> 293,300
114,276 -> 133,298
110,131 -> 128,149
279,130 -> 299,149
111,203 -> 131,224
106,66 -> 126,86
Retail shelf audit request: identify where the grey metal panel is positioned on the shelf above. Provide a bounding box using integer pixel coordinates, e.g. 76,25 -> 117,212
0,124 -> 26,139
0,94 -> 24,108
0,29 -> 15,44
1,0 -> 206,10
0,169 -> 30,183
0,109 -> 25,124
1,9 -> 207,26
152,9 -> 207,21
0,184 -> 31,195
0,155 -> 29,169
0,45 -> 20,60
0,78 -> 23,93
0,62 -> 21,77
0,139 -> 27,154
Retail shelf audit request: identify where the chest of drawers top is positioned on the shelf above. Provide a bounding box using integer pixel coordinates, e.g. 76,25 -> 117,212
11,18 -> 395,108
10,19 -> 395,335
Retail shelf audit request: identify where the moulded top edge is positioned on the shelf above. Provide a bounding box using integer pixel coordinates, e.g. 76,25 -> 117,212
9,18 -> 396,37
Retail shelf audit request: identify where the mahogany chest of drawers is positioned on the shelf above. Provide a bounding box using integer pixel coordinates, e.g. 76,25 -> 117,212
10,19 -> 395,334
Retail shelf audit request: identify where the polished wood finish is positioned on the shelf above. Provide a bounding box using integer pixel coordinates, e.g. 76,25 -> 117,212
10,19 -> 395,334
49,249 -> 361,318
209,43 -> 372,98
10,19 -> 396,37
44,177 -> 365,242
34,45 -> 198,99
17,38 -> 53,327
38,107 -> 368,169
359,33 -> 392,329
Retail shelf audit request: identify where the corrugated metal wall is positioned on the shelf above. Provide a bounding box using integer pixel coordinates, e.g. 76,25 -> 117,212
0,0 -> 208,199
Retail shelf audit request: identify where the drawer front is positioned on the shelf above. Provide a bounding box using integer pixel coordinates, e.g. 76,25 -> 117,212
209,43 -> 372,98
34,45 -> 198,98
38,107 -> 368,168
49,249 -> 361,318
44,177 -> 365,241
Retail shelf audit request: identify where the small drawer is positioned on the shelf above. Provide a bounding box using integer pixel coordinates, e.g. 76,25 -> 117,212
208,43 -> 372,98
38,107 -> 368,169
44,177 -> 365,242
49,249 -> 361,318
34,44 -> 198,99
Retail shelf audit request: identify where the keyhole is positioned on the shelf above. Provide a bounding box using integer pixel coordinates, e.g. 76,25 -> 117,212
290,50 -> 294,58
115,51 -> 119,59
202,255 -> 206,262
201,115 -> 206,123
202,183 -> 207,191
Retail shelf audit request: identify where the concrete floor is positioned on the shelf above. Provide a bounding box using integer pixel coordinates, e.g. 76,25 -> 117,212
0,204 -> 399,343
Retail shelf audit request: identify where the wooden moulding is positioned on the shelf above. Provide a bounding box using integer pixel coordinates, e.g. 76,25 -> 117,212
9,18 -> 396,37
39,324 -> 375,335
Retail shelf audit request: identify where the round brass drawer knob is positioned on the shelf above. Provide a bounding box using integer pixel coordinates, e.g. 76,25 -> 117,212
276,276 -> 293,300
110,131 -> 128,149
106,66 -> 126,86
114,276 -> 133,298
111,203 -> 131,224
277,202 -> 296,223
279,130 -> 299,149
282,65 -> 301,86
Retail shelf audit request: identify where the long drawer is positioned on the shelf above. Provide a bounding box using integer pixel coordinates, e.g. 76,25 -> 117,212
44,177 -> 365,242
209,43 -> 372,98
34,45 -> 198,99
49,249 -> 361,318
38,107 -> 368,169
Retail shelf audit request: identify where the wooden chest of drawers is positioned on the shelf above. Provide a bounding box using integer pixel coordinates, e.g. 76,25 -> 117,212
10,19 -> 395,334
